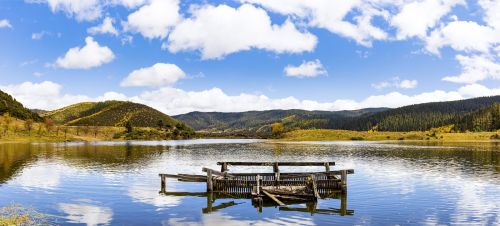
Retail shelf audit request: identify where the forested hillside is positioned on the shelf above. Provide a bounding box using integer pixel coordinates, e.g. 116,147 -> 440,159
0,90 -> 41,121
340,96 -> 500,131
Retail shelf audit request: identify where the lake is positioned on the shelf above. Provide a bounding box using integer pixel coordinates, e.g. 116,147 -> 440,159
1,139 -> 499,225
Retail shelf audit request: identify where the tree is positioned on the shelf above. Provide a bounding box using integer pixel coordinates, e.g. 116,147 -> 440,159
157,120 -> 165,130
3,112 -> 12,135
43,118 -> 54,134
24,119 -> 34,136
125,121 -> 133,133
271,122 -> 285,137
92,126 -> 99,138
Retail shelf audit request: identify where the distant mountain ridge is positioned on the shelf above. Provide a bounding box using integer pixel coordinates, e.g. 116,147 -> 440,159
174,96 -> 500,133
0,90 -> 41,121
173,108 -> 388,134
44,100 -> 187,128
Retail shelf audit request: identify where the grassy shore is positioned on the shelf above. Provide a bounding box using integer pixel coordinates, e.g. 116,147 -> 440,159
280,129 -> 500,141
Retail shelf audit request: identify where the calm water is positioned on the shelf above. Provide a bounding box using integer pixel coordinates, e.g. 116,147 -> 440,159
1,139 -> 500,225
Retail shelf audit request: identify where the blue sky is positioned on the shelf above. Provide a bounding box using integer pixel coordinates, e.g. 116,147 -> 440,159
1,0 -> 500,115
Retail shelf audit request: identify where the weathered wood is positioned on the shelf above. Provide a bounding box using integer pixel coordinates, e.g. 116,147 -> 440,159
160,174 -> 166,193
202,167 -> 235,178
256,174 -> 261,195
340,170 -> 347,192
310,175 -> 319,199
279,206 -> 354,216
207,170 -> 213,191
262,190 -> 286,206
217,162 -> 335,166
324,162 -> 330,172
221,162 -> 228,172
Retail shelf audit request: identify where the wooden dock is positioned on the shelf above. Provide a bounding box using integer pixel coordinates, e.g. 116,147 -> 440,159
159,161 -> 353,208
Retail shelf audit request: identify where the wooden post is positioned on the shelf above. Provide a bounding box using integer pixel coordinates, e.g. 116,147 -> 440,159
341,170 -> 347,192
256,174 -> 261,195
221,162 -> 228,172
324,162 -> 330,172
207,170 -> 213,192
310,174 -> 319,200
340,191 -> 347,216
206,192 -> 214,213
160,174 -> 166,193
273,162 -> 279,185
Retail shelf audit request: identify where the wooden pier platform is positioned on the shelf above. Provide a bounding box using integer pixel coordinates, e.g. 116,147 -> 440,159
159,161 -> 353,206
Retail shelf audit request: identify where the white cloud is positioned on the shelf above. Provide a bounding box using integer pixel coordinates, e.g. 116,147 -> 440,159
241,0 -> 388,47
425,21 -> 499,55
59,202 -> 113,226
284,59 -> 327,78
121,63 -> 186,87
443,54 -> 500,83
0,19 -> 12,29
0,81 -> 123,110
87,17 -> 118,36
2,80 -> 499,114
390,0 -> 464,39
28,0 -> 102,21
55,36 -> 115,69
165,4 -> 317,59
33,72 -> 44,77
123,0 -> 180,39
372,77 -> 418,90
31,31 -> 50,40
399,79 -> 418,89
121,35 -> 133,45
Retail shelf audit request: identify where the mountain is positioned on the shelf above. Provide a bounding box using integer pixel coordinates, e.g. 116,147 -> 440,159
174,96 -> 500,134
340,95 -> 500,131
173,108 -> 388,133
44,100 -> 187,128
0,90 -> 42,121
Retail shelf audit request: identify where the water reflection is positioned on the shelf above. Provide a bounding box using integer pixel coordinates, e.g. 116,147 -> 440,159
0,140 -> 499,225
59,201 -> 113,226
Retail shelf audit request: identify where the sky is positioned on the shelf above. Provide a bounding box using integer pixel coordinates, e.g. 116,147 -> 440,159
1,0 -> 500,115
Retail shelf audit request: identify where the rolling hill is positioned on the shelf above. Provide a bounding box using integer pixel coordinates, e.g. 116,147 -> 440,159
44,100 -> 188,129
0,90 -> 42,121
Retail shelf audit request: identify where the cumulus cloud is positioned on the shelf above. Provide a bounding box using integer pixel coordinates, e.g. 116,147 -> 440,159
27,0 -> 102,21
26,0 -> 148,21
2,81 -> 499,114
165,4 -> 317,59
121,63 -> 186,87
372,77 -> 418,90
425,21 -> 499,55
0,81 -> 124,110
0,19 -> 12,29
443,54 -> 500,83
240,0 -> 388,47
87,17 -> 118,36
123,0 -> 180,39
284,59 -> 327,78
55,36 -> 115,69
391,0 -> 464,39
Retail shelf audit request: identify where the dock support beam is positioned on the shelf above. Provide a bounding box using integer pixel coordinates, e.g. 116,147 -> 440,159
160,174 -> 166,193
207,170 -> 213,192
221,162 -> 228,173
340,170 -> 347,192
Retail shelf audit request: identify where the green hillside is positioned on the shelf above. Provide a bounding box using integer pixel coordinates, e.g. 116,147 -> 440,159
173,108 -> 387,134
0,90 -> 41,121
44,100 -> 186,128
